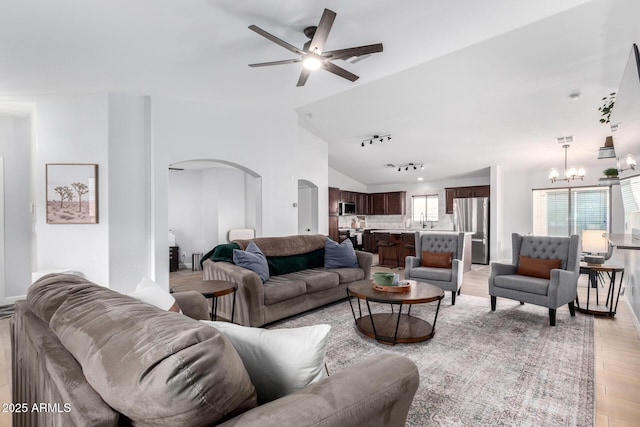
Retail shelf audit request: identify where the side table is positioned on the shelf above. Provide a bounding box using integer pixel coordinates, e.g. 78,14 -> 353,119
576,262 -> 624,317
171,279 -> 237,322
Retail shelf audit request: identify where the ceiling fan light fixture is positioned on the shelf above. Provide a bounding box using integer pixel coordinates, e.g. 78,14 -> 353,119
302,55 -> 322,70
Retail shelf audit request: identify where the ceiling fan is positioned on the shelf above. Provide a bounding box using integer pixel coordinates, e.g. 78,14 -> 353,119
248,8 -> 383,87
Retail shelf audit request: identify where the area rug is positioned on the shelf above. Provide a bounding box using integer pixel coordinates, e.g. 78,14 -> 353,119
268,294 -> 594,427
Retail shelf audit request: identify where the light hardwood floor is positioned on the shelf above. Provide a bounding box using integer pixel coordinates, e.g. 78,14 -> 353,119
0,265 -> 638,427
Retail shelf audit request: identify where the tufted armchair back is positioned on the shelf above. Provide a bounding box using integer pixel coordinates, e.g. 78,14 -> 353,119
512,233 -> 581,274
415,232 -> 464,261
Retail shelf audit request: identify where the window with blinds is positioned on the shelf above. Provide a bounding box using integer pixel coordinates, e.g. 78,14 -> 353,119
620,176 -> 640,213
532,187 -> 610,236
412,195 -> 439,223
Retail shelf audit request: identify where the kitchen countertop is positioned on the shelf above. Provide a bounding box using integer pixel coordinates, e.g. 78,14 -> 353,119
609,233 -> 640,250
370,229 -> 470,234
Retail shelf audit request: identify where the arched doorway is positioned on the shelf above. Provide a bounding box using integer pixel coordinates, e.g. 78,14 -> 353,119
168,159 -> 262,268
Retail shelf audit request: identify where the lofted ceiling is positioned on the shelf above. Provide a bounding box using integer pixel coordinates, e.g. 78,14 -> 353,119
1,0 -> 639,185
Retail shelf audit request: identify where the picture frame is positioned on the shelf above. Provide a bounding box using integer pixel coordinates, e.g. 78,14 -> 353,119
46,163 -> 99,224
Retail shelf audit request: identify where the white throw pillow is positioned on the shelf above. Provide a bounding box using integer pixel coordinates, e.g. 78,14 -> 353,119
202,321 -> 331,403
128,276 -> 180,312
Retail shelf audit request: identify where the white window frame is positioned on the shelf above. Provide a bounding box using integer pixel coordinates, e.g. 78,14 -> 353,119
532,186 -> 610,236
412,194 -> 439,224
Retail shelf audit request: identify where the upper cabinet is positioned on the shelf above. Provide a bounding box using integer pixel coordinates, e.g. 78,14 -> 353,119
445,185 -> 490,213
386,191 -> 406,215
369,191 -> 406,215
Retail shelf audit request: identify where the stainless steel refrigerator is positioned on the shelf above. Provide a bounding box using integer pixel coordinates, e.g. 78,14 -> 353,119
453,197 -> 489,264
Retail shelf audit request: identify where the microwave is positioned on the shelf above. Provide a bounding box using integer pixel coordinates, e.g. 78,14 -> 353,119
339,202 -> 356,215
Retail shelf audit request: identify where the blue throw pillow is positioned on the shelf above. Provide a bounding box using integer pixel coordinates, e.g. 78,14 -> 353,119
324,238 -> 359,269
233,241 -> 269,283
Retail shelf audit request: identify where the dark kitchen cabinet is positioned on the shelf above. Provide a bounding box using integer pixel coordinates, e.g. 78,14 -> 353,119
329,187 -> 340,215
340,190 -> 357,203
369,191 -> 406,215
370,193 -> 386,215
356,193 -> 368,215
445,185 -> 490,214
328,187 -> 340,241
386,192 -> 406,215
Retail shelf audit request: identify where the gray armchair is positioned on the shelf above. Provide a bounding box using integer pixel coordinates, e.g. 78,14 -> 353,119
404,232 -> 466,305
489,233 -> 581,326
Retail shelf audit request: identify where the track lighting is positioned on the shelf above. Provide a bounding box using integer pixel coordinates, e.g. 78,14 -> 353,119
386,162 -> 424,172
361,134 -> 392,147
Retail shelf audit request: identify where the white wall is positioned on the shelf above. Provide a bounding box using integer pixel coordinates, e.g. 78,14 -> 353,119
107,93 -> 151,292
328,167 -> 367,193
495,160 -> 627,261
0,115 -> 32,302
34,94 -> 111,286
297,126 -> 328,234
151,96 -> 323,285
168,169 -> 204,267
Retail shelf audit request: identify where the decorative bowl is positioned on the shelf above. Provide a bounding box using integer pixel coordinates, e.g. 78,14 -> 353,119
373,272 -> 395,286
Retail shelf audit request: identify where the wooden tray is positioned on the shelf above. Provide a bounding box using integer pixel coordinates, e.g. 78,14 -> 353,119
372,281 -> 412,293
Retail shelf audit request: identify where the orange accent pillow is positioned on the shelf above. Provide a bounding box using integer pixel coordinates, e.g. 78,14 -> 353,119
516,256 -> 562,279
420,251 -> 453,268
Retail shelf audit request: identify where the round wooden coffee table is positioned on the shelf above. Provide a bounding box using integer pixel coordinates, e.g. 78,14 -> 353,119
347,280 -> 444,345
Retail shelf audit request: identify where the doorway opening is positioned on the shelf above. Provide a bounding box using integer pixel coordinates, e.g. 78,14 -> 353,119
168,159 -> 262,269
297,179 -> 318,235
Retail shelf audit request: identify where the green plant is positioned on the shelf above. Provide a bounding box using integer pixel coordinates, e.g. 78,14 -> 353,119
598,92 -> 616,124
603,167 -> 619,177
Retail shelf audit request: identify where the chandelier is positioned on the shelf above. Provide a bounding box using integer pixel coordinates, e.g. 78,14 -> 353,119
549,144 -> 585,183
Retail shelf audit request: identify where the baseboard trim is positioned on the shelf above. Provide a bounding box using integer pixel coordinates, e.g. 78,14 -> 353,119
1,294 -> 25,306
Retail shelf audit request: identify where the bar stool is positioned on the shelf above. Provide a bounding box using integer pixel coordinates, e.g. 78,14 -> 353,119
377,233 -> 399,268
399,233 -> 416,268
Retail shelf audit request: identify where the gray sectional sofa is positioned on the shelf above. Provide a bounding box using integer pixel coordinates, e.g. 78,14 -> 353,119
203,234 -> 373,327
12,273 -> 418,426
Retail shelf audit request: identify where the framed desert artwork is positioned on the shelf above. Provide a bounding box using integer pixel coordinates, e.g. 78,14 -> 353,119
46,163 -> 99,224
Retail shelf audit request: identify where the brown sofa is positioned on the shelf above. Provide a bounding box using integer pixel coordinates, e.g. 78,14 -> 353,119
203,235 -> 373,327
12,274 -> 418,427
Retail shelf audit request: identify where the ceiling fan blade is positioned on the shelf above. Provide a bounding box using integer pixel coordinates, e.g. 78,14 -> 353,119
296,68 -> 312,87
309,9 -> 336,54
322,61 -> 359,82
323,43 -> 384,60
249,58 -> 302,67
248,25 -> 305,56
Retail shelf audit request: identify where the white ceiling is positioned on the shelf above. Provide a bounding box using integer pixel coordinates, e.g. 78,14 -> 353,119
1,0 -> 639,185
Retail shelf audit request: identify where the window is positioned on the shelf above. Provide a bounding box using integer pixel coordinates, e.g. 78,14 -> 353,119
412,195 -> 439,223
532,187 -> 609,236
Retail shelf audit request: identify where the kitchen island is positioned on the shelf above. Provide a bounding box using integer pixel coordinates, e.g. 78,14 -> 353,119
368,229 -> 472,272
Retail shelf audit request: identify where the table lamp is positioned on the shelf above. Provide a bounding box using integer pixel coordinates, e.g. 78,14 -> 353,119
582,230 -> 608,264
